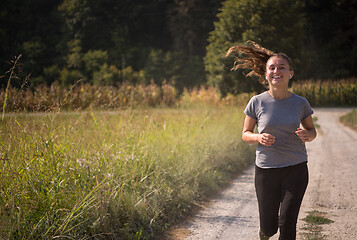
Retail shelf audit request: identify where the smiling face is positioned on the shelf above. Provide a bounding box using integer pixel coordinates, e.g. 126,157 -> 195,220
265,56 -> 294,88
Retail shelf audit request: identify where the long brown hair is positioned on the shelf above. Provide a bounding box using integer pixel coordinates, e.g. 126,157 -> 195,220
226,41 -> 293,85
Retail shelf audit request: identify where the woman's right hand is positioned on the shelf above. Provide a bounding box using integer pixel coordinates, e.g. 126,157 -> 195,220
242,115 -> 276,146
257,133 -> 275,146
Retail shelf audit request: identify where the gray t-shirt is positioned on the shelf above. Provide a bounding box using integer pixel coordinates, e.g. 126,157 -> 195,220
244,91 -> 314,168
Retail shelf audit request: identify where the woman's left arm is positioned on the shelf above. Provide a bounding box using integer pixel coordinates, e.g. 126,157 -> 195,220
295,115 -> 317,142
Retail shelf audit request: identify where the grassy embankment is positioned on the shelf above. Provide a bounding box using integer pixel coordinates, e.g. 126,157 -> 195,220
340,109 -> 357,131
0,104 -> 254,239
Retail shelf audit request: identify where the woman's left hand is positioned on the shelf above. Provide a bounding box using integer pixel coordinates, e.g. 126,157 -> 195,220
295,128 -> 313,142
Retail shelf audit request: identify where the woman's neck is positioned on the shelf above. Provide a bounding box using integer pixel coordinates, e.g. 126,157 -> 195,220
267,87 -> 291,100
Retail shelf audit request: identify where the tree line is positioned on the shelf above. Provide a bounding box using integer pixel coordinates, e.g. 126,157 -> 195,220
1,0 -> 356,95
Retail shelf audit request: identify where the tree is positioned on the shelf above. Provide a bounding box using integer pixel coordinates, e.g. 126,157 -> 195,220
168,0 -> 222,56
1,0 -> 222,88
164,0 -> 221,90
58,0 -> 174,70
204,0 -> 305,96
0,0 -> 65,87
144,49 -> 205,91
303,0 -> 357,79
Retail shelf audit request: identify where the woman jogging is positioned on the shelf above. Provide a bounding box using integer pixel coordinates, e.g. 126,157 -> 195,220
226,41 -> 317,240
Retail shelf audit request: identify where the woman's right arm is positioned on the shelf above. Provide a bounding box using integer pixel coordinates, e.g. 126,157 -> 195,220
242,115 -> 275,146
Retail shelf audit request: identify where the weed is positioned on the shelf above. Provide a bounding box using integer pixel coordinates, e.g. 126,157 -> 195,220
1,54 -> 31,120
301,210 -> 334,240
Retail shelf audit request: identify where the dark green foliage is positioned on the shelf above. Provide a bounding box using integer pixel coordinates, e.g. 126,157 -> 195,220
303,0 -> 357,79
0,0 -> 221,90
0,0 -> 65,87
144,49 -> 206,91
0,0 -> 356,92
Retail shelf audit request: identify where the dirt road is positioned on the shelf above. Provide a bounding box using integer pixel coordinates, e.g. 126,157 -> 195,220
169,108 -> 357,240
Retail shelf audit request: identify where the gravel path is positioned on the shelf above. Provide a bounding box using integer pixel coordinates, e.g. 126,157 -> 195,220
167,108 -> 357,240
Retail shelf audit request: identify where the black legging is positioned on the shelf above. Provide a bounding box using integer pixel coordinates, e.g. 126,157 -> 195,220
255,162 -> 308,240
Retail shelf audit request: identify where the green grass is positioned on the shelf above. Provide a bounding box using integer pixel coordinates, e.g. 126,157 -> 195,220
301,210 -> 334,240
0,106 -> 254,239
340,109 -> 357,131
303,211 -> 334,225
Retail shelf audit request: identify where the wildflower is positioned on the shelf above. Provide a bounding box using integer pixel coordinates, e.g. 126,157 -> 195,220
76,158 -> 86,166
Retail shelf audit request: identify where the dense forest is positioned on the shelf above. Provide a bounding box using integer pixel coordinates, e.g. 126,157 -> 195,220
1,0 -> 356,94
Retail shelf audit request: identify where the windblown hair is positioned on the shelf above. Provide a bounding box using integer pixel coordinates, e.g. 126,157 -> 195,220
226,41 -> 293,85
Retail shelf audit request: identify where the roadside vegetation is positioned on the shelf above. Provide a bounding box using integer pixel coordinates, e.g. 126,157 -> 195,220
340,109 -> 357,131
301,210 -> 334,240
0,102 -> 255,239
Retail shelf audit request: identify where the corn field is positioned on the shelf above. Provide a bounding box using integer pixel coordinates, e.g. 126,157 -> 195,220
0,78 -> 356,113
0,82 -> 254,112
290,78 -> 357,107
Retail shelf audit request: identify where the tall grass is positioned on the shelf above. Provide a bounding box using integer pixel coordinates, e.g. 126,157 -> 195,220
1,54 -> 29,120
0,106 -> 254,239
